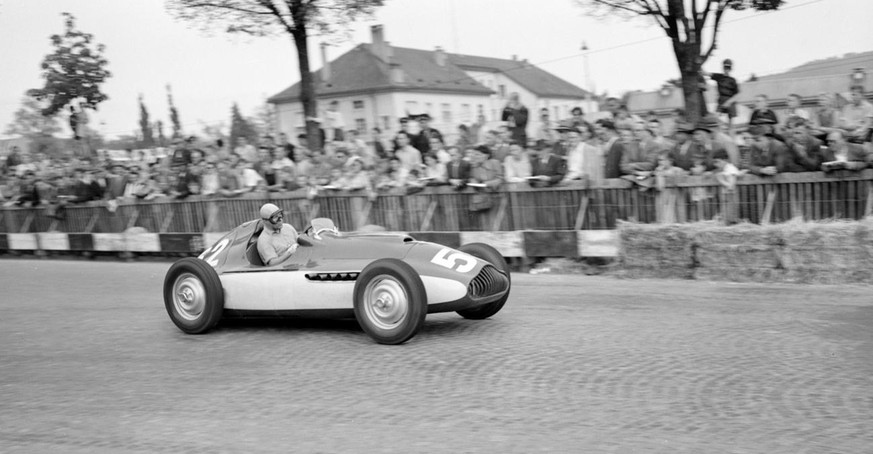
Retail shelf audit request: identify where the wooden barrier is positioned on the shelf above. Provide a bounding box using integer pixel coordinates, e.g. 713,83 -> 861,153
1,171 -> 872,235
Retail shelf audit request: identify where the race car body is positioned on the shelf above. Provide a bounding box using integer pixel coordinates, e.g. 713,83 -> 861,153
163,218 -> 511,344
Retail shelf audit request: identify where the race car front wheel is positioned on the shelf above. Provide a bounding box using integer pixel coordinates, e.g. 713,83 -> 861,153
354,259 -> 427,345
456,243 -> 511,320
163,257 -> 224,334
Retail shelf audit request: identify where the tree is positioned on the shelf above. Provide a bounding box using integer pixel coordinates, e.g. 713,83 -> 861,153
577,0 -> 784,123
4,96 -> 62,138
167,84 -> 182,138
166,0 -> 384,151
27,12 -> 111,116
229,103 -> 258,147
139,95 -> 155,147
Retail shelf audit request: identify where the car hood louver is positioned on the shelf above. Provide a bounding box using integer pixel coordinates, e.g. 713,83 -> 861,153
305,272 -> 360,282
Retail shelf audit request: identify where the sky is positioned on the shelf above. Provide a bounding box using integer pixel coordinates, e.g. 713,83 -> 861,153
1,0 -> 871,140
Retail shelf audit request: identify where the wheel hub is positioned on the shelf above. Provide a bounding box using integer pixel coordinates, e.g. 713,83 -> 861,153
364,276 -> 409,330
172,273 -> 207,321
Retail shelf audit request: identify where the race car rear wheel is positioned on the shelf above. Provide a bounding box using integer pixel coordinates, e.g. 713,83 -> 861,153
163,257 -> 224,334
456,243 -> 511,320
354,259 -> 427,345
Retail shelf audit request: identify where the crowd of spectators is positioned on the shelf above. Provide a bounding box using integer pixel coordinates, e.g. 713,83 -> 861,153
1,86 -> 871,218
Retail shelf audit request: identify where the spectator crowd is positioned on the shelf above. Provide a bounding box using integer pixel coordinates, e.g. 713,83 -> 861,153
1,84 -> 871,219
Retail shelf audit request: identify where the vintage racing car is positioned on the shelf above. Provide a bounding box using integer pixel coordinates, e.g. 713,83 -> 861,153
163,218 -> 511,344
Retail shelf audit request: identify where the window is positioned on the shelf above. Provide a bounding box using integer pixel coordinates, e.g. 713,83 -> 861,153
554,106 -> 560,120
355,118 -> 367,133
353,100 -> 364,110
460,104 -> 471,123
425,103 -> 433,117
441,103 -> 452,126
498,84 -> 506,98
382,115 -> 390,131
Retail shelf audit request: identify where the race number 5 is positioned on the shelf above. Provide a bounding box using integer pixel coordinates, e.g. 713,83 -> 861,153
431,248 -> 476,273
200,238 -> 230,267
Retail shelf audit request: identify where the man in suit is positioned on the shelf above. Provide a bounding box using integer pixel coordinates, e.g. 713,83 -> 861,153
747,128 -> 793,176
669,121 -> 697,171
501,92 -> 529,146
785,119 -> 826,172
821,130 -> 869,171
528,141 -> 567,188
445,146 -> 472,190
411,114 -> 443,155
595,119 -> 623,179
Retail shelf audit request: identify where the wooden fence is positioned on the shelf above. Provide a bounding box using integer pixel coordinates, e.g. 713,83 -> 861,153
2,170 -> 872,234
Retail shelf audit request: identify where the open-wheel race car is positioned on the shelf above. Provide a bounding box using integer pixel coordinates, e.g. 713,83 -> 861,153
163,217 -> 511,344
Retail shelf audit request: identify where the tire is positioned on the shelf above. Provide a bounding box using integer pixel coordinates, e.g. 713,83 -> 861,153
163,257 -> 224,334
353,259 -> 427,345
456,243 -> 511,320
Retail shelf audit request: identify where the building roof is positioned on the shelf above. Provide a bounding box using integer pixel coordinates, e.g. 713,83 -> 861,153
268,44 -> 589,104
626,51 -> 873,113
268,44 -> 492,104
448,53 -> 589,99
735,51 -> 873,104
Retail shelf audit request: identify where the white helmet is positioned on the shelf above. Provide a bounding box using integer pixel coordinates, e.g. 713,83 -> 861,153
259,203 -> 281,220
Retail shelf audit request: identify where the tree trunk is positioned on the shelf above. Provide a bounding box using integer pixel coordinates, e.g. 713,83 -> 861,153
292,26 -> 322,152
673,40 -> 705,124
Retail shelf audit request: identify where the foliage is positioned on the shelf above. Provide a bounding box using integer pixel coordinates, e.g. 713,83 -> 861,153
229,103 -> 258,147
578,0 -> 785,122
166,0 -> 384,150
4,96 -> 62,138
26,12 -> 112,116
167,84 -> 182,138
252,100 -> 278,137
139,95 -> 155,147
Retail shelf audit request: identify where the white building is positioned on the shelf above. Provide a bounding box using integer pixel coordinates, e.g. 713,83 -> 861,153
268,25 -> 595,144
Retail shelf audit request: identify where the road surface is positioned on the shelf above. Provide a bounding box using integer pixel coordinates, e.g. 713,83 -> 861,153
1,259 -> 871,453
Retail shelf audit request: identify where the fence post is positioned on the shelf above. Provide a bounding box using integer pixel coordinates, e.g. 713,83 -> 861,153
761,188 -> 777,225
160,209 -> 174,233
864,180 -> 873,218
420,199 -> 438,232
491,193 -> 508,232
126,207 -> 140,230
574,193 -> 590,230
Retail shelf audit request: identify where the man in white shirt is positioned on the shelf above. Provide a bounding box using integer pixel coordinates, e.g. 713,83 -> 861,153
257,203 -> 299,266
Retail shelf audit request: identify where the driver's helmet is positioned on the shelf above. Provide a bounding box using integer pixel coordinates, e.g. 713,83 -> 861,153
260,203 -> 281,220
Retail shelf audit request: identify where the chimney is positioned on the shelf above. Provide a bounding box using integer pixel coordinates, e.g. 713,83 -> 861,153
320,43 -> 331,81
434,46 -> 447,67
371,24 -> 386,61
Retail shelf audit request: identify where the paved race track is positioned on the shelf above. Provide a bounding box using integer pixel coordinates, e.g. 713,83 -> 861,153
1,258 -> 871,453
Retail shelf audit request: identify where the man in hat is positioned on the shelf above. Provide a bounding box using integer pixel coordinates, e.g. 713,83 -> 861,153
412,114 -> 443,155
704,58 -> 740,131
747,127 -> 792,176
528,141 -> 566,188
686,120 -> 724,174
785,119 -> 826,172
257,203 -> 299,266
501,92 -> 529,146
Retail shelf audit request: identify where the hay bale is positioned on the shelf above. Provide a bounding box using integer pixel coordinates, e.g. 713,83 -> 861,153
692,222 -> 785,281
780,220 -> 873,284
619,222 -> 695,279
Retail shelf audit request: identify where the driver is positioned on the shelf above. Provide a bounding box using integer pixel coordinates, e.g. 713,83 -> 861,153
257,203 -> 299,265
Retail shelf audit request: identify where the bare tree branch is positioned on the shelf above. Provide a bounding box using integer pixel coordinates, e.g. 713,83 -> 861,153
702,1 -> 728,63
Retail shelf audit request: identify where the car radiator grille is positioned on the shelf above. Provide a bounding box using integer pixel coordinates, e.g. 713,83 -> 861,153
468,265 -> 509,298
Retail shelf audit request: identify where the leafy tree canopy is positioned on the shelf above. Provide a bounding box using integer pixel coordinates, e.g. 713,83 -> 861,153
27,12 -> 112,116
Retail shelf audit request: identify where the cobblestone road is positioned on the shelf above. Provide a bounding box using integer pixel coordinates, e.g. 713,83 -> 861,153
1,259 -> 871,453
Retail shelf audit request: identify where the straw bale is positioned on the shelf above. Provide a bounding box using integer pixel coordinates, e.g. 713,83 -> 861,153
692,223 -> 783,281
779,220 -> 873,283
619,222 -> 695,270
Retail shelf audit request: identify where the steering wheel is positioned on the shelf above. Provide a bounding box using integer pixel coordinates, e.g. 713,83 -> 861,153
313,226 -> 339,239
